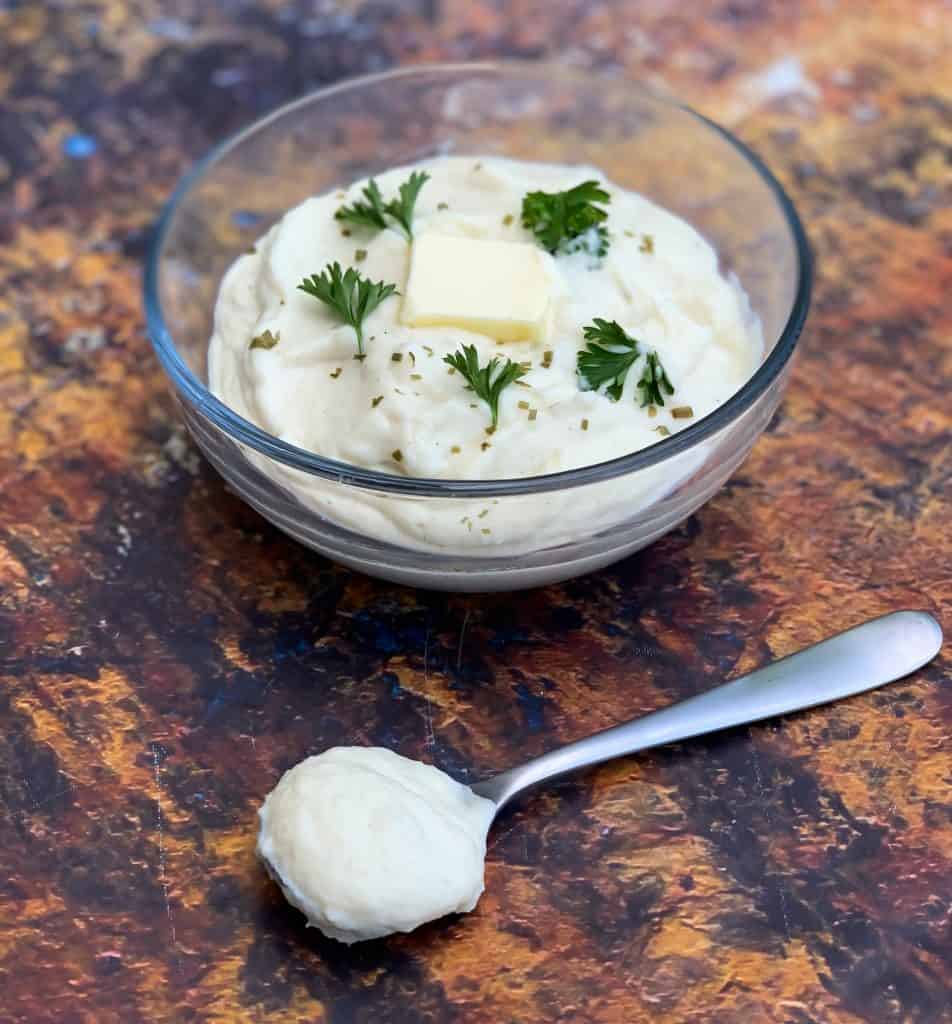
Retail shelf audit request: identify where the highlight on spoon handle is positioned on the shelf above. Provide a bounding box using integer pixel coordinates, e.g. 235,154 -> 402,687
484,611 -> 942,810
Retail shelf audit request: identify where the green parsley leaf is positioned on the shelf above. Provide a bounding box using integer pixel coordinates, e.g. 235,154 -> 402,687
249,329 -> 279,351
298,262 -> 398,357
334,179 -> 389,232
334,172 -> 429,240
637,351 -> 675,408
577,318 -> 640,401
383,171 -> 429,240
443,343 -> 528,429
521,180 -> 610,258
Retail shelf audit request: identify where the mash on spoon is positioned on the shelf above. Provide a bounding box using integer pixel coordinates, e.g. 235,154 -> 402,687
257,747 -> 495,943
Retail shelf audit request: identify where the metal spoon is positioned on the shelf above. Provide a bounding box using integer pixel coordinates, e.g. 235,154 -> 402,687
471,611 -> 942,813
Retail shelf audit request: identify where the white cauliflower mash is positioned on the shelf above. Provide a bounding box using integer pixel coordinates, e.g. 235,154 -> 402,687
257,747 -> 496,944
209,156 -> 761,553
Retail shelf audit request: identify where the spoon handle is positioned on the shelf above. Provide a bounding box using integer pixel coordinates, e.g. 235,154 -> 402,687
481,611 -> 942,810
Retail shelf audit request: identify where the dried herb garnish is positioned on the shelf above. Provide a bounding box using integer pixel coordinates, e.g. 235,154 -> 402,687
249,329 -> 279,351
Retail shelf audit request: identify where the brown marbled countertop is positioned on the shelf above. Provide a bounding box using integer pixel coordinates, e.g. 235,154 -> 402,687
1,2 -> 949,1022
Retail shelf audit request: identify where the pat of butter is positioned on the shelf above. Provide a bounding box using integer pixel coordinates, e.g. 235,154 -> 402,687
401,234 -> 551,343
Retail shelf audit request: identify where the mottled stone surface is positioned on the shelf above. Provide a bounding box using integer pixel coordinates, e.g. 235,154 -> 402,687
1,2 -> 950,1022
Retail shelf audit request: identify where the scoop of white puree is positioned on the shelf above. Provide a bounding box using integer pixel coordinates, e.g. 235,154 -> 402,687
256,747 -> 496,943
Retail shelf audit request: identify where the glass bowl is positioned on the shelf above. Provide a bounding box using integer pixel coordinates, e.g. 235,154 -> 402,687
144,62 -> 811,591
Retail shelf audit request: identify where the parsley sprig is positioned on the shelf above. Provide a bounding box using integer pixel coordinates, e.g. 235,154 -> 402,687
637,351 -> 674,408
443,344 -> 528,430
334,179 -> 388,232
335,171 -> 430,241
383,172 -> 429,239
298,262 -> 398,358
521,180 -> 610,258
578,319 -> 676,407
577,318 -> 640,400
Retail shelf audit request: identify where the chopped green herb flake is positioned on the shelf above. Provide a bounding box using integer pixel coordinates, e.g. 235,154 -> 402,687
639,234 -> 655,254
518,400 -> 530,410
437,201 -> 449,211
372,395 -> 384,407
655,425 -> 671,436
354,248 -> 368,262
528,408 -> 538,422
391,449 -> 403,463
581,418 -> 589,431
542,350 -> 554,367
411,373 -> 422,381
391,352 -> 404,362
503,214 -> 514,226
451,445 -> 461,454
329,367 -> 342,379
249,329 -> 279,351
671,405 -> 694,419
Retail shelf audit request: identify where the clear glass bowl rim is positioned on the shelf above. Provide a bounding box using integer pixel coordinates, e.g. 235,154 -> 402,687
143,61 -> 813,499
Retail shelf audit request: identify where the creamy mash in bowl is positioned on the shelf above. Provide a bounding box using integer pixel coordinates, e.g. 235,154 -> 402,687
146,64 -> 811,589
